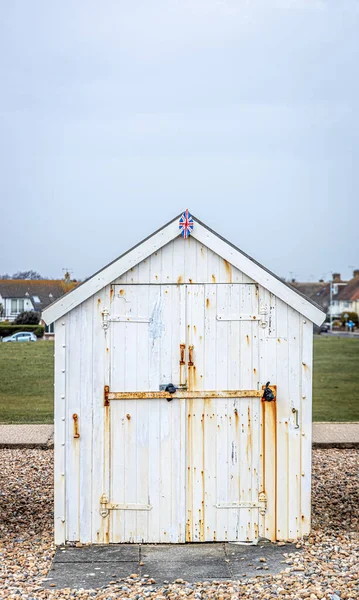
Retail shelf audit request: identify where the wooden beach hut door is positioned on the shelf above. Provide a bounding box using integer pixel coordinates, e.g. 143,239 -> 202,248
106,283 -> 263,543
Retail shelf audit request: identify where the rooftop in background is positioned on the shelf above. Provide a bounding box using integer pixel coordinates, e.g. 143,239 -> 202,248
0,280 -> 79,309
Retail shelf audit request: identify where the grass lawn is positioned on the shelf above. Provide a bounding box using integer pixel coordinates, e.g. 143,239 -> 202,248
0,341 -> 54,423
313,336 -> 359,421
0,336 -> 358,423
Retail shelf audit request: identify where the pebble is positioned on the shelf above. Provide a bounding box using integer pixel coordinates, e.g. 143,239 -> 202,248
0,448 -> 358,599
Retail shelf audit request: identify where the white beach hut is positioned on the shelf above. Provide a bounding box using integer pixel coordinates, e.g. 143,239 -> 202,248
43,211 -> 325,546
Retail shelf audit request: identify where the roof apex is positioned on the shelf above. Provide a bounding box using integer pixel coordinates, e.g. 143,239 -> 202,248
42,212 -> 326,326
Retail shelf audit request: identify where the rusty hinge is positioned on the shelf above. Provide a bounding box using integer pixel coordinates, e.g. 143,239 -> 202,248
72,413 -> 80,438
104,385 -> 110,406
100,493 -> 152,518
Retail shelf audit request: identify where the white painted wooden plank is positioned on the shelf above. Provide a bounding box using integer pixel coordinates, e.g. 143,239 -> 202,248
91,285 -> 111,543
54,318 -> 66,545
301,319 -> 313,537
79,298 -> 94,543
66,308 -> 82,541
171,236 -> 185,285
215,284 -> 229,541
184,236 -> 197,283
187,286 -> 205,541
258,287 -> 278,541
135,286 -> 151,541
287,307 -> 301,539
275,300 -> 289,541
203,284 -> 217,541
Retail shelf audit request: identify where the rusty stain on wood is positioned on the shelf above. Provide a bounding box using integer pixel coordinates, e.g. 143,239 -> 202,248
206,298 -> 210,309
110,288 -> 114,302
126,414 -> 131,420
119,289 -> 125,296
177,275 -> 183,284
211,274 -> 216,283
223,259 -> 232,283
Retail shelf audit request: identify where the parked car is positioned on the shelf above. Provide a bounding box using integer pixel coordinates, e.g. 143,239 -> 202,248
2,331 -> 37,343
313,322 -> 330,334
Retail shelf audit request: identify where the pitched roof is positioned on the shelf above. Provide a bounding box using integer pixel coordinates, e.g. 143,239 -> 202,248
337,276 -> 359,302
42,213 -> 326,326
0,280 -> 78,310
290,282 -> 330,310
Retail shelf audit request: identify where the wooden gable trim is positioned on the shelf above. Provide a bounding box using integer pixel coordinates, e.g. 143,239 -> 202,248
43,214 -> 326,326
191,222 -> 325,326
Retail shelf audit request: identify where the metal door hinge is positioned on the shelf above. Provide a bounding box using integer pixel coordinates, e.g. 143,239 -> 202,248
100,493 -> 152,518
215,492 -> 267,515
102,308 -> 110,330
258,491 -> 267,516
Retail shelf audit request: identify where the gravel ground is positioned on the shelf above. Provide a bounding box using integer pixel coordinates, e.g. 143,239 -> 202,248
0,449 -> 358,599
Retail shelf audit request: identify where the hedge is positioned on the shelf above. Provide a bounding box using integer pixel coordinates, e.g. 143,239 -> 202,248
0,324 -> 45,338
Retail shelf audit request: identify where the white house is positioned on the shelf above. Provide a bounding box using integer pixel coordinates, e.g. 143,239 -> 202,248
43,212 -> 325,546
0,280 -> 78,334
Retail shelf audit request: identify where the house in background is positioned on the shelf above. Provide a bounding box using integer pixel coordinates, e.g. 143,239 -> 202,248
0,280 -> 78,336
291,270 -> 359,321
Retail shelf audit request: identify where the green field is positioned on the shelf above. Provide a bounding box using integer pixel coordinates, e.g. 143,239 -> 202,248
313,336 -> 359,421
0,341 -> 54,423
0,337 -> 358,423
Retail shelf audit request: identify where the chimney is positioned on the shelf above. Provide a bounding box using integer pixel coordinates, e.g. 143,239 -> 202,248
332,273 -> 341,282
353,269 -> 359,278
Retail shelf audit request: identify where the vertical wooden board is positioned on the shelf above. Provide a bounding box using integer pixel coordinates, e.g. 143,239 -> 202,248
91,285 -> 111,543
196,242 -> 208,283
207,249 -> 220,284
171,236 -> 185,284
158,286 -> 174,541
54,318 -> 66,545
171,396 -> 186,542
203,284 -> 217,540
301,319 -> 313,536
66,308 -> 82,541
226,286 -> 241,539
287,307 -> 301,539
138,256 -> 151,282
79,297 -> 94,543
275,300 -> 289,541
110,288 -> 127,542
135,288 -> 151,541
184,236 -> 197,283
214,285 -> 229,540
159,240 -> 174,283
150,249 -> 162,283
187,286 -> 205,541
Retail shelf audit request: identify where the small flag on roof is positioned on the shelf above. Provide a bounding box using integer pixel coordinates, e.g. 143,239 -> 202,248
179,209 -> 194,239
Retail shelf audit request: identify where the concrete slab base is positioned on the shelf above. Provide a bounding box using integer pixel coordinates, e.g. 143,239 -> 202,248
43,542 -> 300,589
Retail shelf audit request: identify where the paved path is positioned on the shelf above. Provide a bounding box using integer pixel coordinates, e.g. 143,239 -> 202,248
43,541 -> 300,589
312,422 -> 359,448
0,424 -> 53,448
0,423 -> 358,448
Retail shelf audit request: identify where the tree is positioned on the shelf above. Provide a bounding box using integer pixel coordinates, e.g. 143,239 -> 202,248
14,311 -> 40,325
12,271 -> 44,280
341,311 -> 358,326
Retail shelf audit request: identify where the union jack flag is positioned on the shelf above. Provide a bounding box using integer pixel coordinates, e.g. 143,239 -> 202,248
179,209 -> 194,239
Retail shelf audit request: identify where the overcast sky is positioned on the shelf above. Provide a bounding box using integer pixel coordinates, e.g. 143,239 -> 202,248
1,0 -> 358,282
